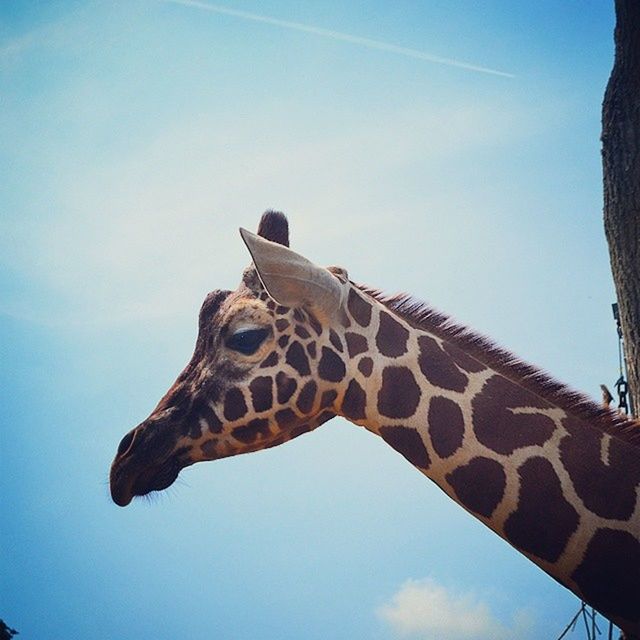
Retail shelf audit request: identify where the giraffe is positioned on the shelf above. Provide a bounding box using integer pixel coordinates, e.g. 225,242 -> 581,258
110,211 -> 640,636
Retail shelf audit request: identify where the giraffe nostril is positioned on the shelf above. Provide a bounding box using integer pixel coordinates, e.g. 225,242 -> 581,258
117,429 -> 137,457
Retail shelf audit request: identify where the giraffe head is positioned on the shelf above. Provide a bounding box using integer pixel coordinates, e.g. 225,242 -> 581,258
110,211 -> 362,506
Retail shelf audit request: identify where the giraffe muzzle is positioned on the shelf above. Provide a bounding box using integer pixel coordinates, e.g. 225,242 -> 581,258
110,472 -> 135,507
110,454 -> 182,506
110,422 -> 186,506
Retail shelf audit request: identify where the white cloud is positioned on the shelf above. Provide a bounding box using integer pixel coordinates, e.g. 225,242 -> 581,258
377,578 -> 533,640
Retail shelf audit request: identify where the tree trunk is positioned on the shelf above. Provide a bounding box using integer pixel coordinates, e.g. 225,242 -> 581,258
602,0 -> 640,417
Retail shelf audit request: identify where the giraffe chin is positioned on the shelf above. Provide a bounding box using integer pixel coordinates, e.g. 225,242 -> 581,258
111,457 -> 181,507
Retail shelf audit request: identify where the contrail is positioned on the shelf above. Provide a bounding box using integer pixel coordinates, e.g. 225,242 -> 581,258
160,0 -> 515,78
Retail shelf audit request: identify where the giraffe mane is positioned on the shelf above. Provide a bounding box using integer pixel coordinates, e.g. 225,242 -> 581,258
356,283 -> 640,448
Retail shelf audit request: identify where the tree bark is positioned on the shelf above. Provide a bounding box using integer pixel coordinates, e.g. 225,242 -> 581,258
602,0 -> 640,417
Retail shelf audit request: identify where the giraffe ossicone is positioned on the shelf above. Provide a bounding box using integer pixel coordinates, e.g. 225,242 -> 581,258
110,211 -> 640,637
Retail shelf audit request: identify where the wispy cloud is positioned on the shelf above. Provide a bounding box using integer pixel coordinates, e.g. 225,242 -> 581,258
160,0 -> 515,78
378,578 -> 533,640
2,94 -> 541,327
0,3 -> 93,66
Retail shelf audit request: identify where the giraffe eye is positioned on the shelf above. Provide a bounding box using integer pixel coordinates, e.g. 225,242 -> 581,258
226,328 -> 269,355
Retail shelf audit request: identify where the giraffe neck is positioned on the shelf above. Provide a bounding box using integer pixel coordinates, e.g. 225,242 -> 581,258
337,286 -> 640,634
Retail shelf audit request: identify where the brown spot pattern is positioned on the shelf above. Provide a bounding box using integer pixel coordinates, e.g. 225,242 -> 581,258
560,415 -> 640,520
278,335 -> 290,348
442,342 -> 487,373
329,329 -> 344,353
342,379 -> 367,420
307,312 -> 322,336
286,341 -> 310,376
379,426 -> 430,469
275,319 -> 289,332
348,289 -> 372,327
260,351 -> 279,368
249,376 -> 273,412
320,390 -> 337,409
418,335 -> 469,392
572,528 -> 640,624
295,325 -> 310,339
224,388 -> 247,421
446,457 -> 505,518
377,366 -> 421,418
358,357 -> 373,377
318,347 -> 346,382
472,375 -> 555,455
198,289 -> 230,331
428,396 -> 465,458
296,380 -> 317,413
275,408 -> 296,427
276,372 -> 297,404
185,417 -> 202,439
504,457 -> 579,562
306,342 -> 317,359
339,309 -> 351,329
201,439 -> 218,457
345,332 -> 367,357
376,311 -> 409,357
200,402 -> 222,433
232,418 -> 270,443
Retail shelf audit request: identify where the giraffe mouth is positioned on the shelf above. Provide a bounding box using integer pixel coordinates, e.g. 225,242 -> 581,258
111,456 -> 182,507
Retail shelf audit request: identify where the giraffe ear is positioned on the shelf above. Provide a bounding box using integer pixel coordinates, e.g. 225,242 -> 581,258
240,228 -> 345,318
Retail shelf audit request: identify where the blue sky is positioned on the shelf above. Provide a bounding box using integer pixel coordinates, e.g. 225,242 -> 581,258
1,1 -> 619,638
